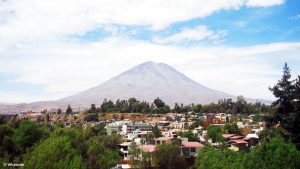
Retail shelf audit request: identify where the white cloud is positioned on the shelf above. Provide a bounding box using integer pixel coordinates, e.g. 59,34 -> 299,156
0,0 -> 293,103
0,37 -> 299,103
152,25 -> 226,44
0,0 -> 285,50
246,0 -> 285,7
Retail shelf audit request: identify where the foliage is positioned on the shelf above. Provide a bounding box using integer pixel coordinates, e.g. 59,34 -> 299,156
223,123 -> 241,134
12,120 -> 44,152
267,63 -> 300,148
84,113 -> 99,122
129,142 -> 140,169
244,137 -> 300,169
152,126 -> 162,138
206,125 -> 224,143
189,119 -> 202,129
194,137 -> 300,169
52,127 -> 85,147
86,138 -> 119,169
66,104 -> 73,114
139,151 -> 152,169
258,127 -> 288,143
153,143 -> 186,169
24,136 -> 85,169
177,131 -> 198,142
95,134 -> 123,150
194,146 -> 240,169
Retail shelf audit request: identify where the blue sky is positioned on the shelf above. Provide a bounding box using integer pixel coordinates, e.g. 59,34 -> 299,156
0,0 -> 300,103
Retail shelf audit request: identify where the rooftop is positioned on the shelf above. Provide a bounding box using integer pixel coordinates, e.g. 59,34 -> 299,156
222,134 -> 236,139
182,141 -> 204,148
229,139 -> 248,144
155,137 -> 174,141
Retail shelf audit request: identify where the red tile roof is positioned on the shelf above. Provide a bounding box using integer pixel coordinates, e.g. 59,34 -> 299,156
241,128 -> 252,136
222,134 -> 236,139
230,135 -> 244,140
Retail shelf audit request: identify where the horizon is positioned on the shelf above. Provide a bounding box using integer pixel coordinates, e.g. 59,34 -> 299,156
2,60 -> 273,105
1,0 -> 300,103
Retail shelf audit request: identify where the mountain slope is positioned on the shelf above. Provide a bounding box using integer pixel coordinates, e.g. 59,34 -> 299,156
59,61 -> 234,106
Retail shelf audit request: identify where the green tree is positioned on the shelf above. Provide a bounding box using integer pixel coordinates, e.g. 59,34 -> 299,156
12,120 -> 44,152
153,143 -> 186,169
267,63 -> 300,147
244,137 -> 300,169
194,146 -> 241,169
96,134 -> 123,150
0,124 -> 13,146
223,123 -> 241,134
129,142 -> 140,169
153,97 -> 166,108
24,136 -> 85,169
194,137 -> 300,169
152,126 -> 162,138
86,138 -> 119,169
66,104 -> 73,114
52,127 -> 85,147
177,131 -> 198,142
139,151 -> 152,169
88,104 -> 98,114
84,113 -> 99,122
206,125 -> 224,143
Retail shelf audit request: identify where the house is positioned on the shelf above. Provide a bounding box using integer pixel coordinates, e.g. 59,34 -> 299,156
228,139 -> 248,151
181,141 -> 204,158
241,128 -> 253,136
155,137 -> 175,145
222,134 -> 237,141
244,131 -> 260,147
119,142 -> 131,160
122,123 -> 152,134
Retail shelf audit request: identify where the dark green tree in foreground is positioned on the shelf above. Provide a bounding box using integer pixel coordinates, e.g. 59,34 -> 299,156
12,120 -> 44,153
153,143 -> 186,169
86,138 -> 119,169
194,137 -> 300,169
24,136 -> 85,169
267,63 -> 300,148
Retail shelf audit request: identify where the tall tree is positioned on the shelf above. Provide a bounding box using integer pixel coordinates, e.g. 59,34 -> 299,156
153,143 -> 186,169
66,104 -> 73,114
269,63 -> 295,115
206,125 -> 224,143
153,97 -> 166,108
129,142 -> 140,169
267,63 -> 300,147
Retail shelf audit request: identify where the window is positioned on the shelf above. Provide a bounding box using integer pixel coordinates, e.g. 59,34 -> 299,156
191,147 -> 196,152
182,148 -> 189,156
